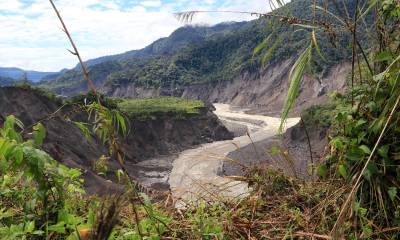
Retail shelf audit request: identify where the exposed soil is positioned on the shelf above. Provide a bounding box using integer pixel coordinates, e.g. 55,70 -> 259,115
222,116 -> 329,179
0,87 -> 232,194
106,61 -> 350,117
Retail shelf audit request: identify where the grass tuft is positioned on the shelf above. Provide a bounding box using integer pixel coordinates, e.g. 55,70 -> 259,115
116,97 -> 205,119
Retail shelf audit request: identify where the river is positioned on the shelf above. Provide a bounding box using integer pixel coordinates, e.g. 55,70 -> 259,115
168,104 -> 300,207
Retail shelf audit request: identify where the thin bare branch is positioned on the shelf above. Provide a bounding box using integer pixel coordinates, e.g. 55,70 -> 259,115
49,0 -> 97,96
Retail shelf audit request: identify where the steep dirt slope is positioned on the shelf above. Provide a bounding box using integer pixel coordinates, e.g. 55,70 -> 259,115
0,87 -> 115,194
0,87 -> 232,193
222,115 -> 329,178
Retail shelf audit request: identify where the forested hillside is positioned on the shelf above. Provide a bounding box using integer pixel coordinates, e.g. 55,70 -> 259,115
39,22 -> 247,93
40,0 -> 358,96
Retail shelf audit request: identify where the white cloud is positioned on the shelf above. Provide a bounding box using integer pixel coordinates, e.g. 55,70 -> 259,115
140,1 -> 162,7
0,0 -> 273,71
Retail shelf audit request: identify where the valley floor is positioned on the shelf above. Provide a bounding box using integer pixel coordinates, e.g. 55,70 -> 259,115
131,103 -> 300,206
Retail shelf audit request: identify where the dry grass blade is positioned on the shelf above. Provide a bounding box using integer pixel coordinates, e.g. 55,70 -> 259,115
311,30 -> 326,61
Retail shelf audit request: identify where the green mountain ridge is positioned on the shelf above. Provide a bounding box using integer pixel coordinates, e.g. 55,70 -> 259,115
41,0 -> 359,96
0,67 -> 56,83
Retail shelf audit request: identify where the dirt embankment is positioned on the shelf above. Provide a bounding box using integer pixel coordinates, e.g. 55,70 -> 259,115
106,60 -> 350,116
0,87 -> 232,194
222,117 -> 329,179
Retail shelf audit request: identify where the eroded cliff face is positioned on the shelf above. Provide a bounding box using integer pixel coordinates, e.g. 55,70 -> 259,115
0,87 -> 232,193
105,60 -> 350,116
223,114 -> 329,179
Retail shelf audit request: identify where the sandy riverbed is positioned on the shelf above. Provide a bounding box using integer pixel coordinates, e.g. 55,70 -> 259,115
168,104 -> 300,207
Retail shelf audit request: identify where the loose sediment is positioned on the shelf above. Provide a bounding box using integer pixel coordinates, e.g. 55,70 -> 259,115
168,103 -> 300,207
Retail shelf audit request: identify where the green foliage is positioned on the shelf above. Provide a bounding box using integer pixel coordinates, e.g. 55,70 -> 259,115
113,194 -> 172,240
301,104 -> 336,128
316,1 -> 400,235
33,123 -> 46,146
183,203 -> 225,239
69,92 -> 118,109
92,155 -> 109,176
116,97 -> 205,119
86,102 -> 128,145
0,115 -> 88,239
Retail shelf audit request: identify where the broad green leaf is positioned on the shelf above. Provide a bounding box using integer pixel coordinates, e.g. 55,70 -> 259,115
345,148 -> 365,161
0,208 -> 15,220
330,137 -> 344,150
353,202 -> 368,217
25,221 -> 35,233
359,145 -> 371,155
378,145 -> 389,159
48,221 -> 66,234
375,51 -> 394,62
12,146 -> 24,167
318,165 -> 328,178
33,123 -> 46,145
338,164 -> 347,178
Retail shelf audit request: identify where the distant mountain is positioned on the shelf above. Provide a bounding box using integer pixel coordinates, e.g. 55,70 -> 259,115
0,76 -> 15,86
40,21 -> 248,92
40,0 -> 361,96
0,67 -> 56,83
79,22 -> 248,68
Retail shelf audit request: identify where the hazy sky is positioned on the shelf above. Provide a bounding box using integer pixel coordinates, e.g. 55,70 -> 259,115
0,0 -> 271,71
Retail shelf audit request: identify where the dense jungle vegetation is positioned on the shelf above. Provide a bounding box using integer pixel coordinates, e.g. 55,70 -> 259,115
1,0 -> 400,239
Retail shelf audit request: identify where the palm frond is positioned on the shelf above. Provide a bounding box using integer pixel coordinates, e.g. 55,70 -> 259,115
174,11 -> 197,24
